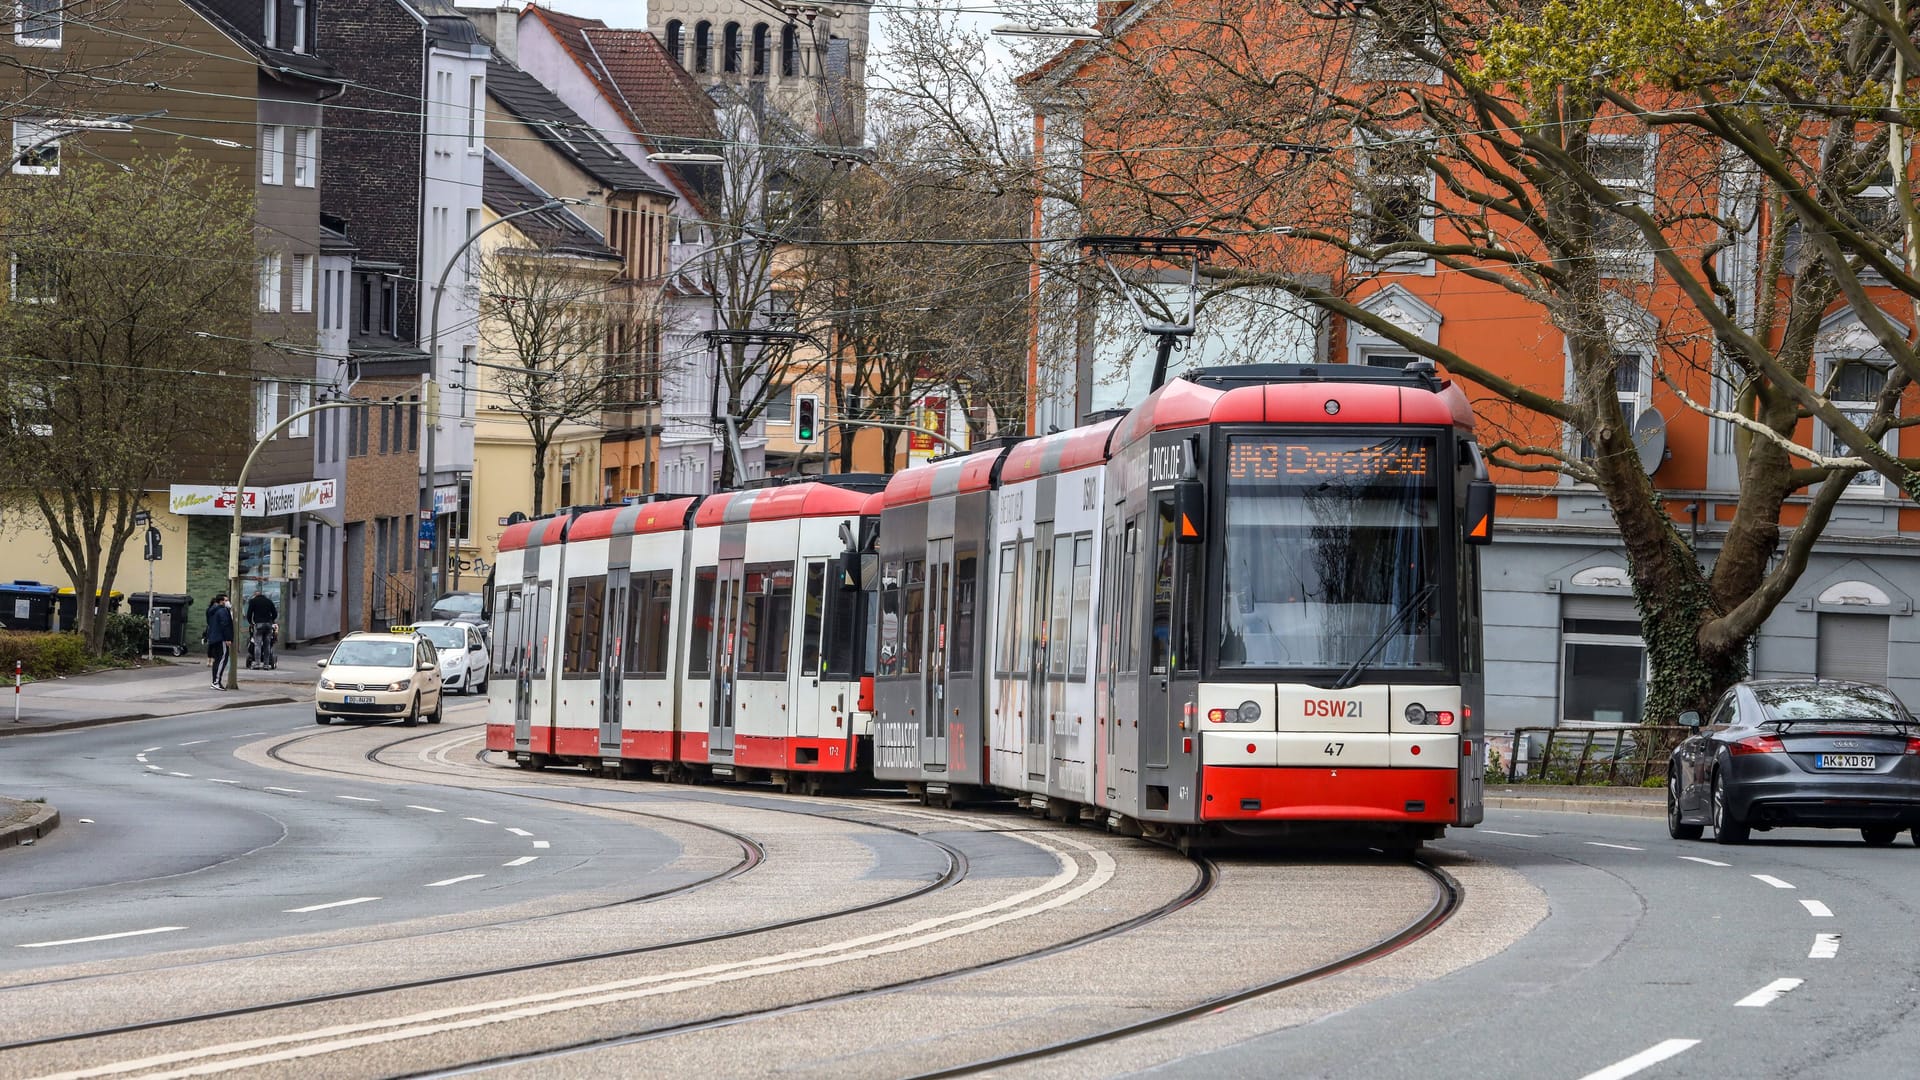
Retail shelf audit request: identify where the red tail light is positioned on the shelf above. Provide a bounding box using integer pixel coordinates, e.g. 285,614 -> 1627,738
1729,734 -> 1786,755
1906,737 -> 1920,756
1433,711 -> 1455,726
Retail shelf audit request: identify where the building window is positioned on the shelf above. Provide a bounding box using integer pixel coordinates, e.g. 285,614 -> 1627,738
1352,15 -> 1438,83
765,383 -> 792,423
1847,160 -> 1903,262
255,381 -> 278,440
467,75 -> 482,150
408,394 -> 419,452
1588,138 -> 1654,275
1352,135 -> 1432,266
292,128 -> 314,186
261,0 -> 276,47
559,461 -> 574,507
1560,609 -> 1646,725
723,22 -> 741,73
259,124 -> 282,184
9,253 -> 54,303
257,253 -> 282,312
752,24 -> 769,76
290,253 -> 311,312
665,20 -> 683,65
12,120 -> 59,174
1578,350 -> 1649,460
464,208 -> 479,275
694,21 -> 711,72
290,0 -> 306,52
287,382 -> 311,437
780,25 -> 799,77
380,275 -> 397,336
15,0 -> 59,46
1823,356 -> 1897,493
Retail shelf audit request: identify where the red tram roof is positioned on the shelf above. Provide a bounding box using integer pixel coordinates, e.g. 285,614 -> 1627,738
692,483 -> 874,527
882,446 -> 1002,508
1000,418 -> 1120,483
567,497 -> 702,542
1112,374 -> 1475,448
496,514 -> 569,553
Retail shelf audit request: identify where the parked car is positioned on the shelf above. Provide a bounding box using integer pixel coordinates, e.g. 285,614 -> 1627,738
1667,679 -> 1920,845
414,619 -> 490,695
429,592 -> 484,621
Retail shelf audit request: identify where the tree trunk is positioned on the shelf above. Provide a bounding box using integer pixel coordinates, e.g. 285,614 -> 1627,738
530,440 -> 548,516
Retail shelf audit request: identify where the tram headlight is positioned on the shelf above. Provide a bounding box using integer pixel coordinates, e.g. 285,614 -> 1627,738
1405,703 -> 1428,725
1237,700 -> 1262,724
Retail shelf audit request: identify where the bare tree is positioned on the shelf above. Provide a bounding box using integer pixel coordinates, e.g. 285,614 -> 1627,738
0,154 -> 251,653
478,241 -> 626,516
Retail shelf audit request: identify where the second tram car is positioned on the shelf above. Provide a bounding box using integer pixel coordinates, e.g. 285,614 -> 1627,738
486,362 -> 1494,849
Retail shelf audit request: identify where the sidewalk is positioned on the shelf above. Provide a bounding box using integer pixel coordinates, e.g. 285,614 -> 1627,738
0,795 -> 58,848
0,650 -> 316,736
1485,784 -> 1664,820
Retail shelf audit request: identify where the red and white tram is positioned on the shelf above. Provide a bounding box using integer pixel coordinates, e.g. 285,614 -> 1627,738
486,362 -> 1494,850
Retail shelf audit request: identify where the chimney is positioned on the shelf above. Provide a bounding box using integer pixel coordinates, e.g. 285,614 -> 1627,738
457,4 -> 518,61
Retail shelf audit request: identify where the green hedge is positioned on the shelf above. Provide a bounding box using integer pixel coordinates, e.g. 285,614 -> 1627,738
0,631 -> 92,679
102,613 -> 150,659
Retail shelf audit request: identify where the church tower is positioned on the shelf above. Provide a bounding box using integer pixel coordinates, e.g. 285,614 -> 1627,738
649,1 -> 870,144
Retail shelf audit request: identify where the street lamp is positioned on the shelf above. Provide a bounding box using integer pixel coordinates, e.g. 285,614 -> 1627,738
648,151 -> 725,164
418,195 -> 587,619
989,22 -> 1103,39
12,110 -> 166,168
225,398 -> 364,688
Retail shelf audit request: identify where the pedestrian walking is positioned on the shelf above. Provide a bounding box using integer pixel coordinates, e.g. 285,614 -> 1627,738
206,593 -> 235,689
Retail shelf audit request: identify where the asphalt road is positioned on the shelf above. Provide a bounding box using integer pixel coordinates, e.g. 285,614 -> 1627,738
5,704 -> 1917,1079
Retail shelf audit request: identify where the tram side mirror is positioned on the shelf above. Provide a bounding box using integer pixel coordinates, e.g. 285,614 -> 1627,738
1173,479 -> 1206,545
1465,480 -> 1496,545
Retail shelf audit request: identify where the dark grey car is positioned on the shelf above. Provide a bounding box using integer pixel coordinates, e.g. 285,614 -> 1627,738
1668,679 -> 1920,846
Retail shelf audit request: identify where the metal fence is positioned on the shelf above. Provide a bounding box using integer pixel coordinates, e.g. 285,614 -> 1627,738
1500,725 -> 1688,787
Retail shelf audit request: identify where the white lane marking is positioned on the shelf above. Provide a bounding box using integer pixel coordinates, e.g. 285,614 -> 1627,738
406,805 -> 444,813
135,754 -> 147,763
43,833 -> 1108,1079
1752,874 -> 1795,889
1810,934 -> 1841,959
18,926 -> 186,949
206,779 -> 239,785
1801,899 -> 1834,918
1579,1039 -> 1702,1080
1478,829 -> 1540,837
502,856 -> 538,867
1584,841 -> 1644,851
1734,978 -> 1804,1007
265,787 -> 305,794
283,897 -> 381,914
231,731 -> 265,738
167,772 -> 192,778
145,765 -> 162,772
504,827 -> 533,837
335,795 -> 378,803
423,875 -> 484,888
178,740 -> 207,746
1679,856 -> 1730,867
141,746 -> 162,753
462,817 -> 495,825
531,840 -> 550,849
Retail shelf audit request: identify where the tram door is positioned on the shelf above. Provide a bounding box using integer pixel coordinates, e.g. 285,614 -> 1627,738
1027,523 -> 1055,782
1145,494 -> 1199,771
920,541 -> 950,771
1104,517 -> 1139,801
598,568 -> 630,759
514,575 -> 541,754
497,585 -> 526,751
793,561 -> 829,747
708,558 -> 745,761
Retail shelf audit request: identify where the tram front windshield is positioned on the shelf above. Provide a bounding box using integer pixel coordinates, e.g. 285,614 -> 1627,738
1217,434 -> 1442,673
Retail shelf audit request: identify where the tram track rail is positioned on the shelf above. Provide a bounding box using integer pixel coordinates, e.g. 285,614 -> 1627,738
0,722 -> 973,1056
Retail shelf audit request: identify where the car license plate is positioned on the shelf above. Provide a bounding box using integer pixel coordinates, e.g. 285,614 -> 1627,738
346,695 -> 375,705
1816,754 -> 1876,770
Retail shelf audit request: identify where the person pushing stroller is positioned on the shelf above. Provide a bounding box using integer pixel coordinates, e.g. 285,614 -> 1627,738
245,586 -> 278,670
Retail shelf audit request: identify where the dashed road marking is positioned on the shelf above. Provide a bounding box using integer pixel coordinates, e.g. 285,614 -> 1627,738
1801,899 -> 1834,918
463,817 -> 495,825
502,856 -> 538,867
207,779 -> 239,785
1478,829 -> 1540,837
145,765 -> 162,772
424,875 -> 484,888
335,795 -> 378,803
265,787 -> 305,794
284,897 -> 381,914
1679,856 -> 1730,867
1734,978 -> 1804,1007
141,746 -> 162,753
1584,841 -> 1643,851
531,840 -> 550,849
1752,874 -> 1795,889
18,926 -> 187,949
406,805 -> 444,813
1810,934 -> 1841,959
1579,1039 -> 1701,1080
168,772 -> 192,778
179,740 -> 207,746
505,827 -> 533,837
135,754 -> 148,762
232,731 -> 266,738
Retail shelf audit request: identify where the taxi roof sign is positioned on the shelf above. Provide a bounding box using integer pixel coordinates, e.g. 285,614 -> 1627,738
389,625 -> 416,635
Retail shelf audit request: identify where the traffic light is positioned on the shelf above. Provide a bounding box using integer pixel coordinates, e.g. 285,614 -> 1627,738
267,535 -> 288,579
286,537 -> 304,579
795,393 -> 819,444
142,526 -> 162,562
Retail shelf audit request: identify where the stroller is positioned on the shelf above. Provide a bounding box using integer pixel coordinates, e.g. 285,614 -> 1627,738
246,621 -> 278,670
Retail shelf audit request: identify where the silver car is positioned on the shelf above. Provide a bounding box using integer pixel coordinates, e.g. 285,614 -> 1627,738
1668,679 -> 1920,846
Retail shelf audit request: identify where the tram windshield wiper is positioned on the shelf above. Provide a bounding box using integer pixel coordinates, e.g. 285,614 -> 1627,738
1333,582 -> 1437,691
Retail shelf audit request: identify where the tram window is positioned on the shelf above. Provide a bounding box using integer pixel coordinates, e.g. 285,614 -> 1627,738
950,552 -> 977,675
563,578 -> 604,676
1029,537 -> 1052,679
1150,504 -> 1177,674
877,561 -> 901,676
626,573 -> 672,677
1121,520 -> 1141,674
1069,536 -> 1093,677
686,566 -> 716,678
824,572 -> 859,677
1176,537 -> 1201,672
760,566 -> 794,677
531,583 -> 552,679
492,587 -> 518,674
624,577 -> 649,676
904,559 -> 925,677
995,544 -> 1018,676
738,571 -> 765,676
801,562 -> 826,675
1049,535 -> 1074,677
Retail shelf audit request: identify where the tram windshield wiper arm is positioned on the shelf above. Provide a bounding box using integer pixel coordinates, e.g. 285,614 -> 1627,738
1333,582 -> 1437,691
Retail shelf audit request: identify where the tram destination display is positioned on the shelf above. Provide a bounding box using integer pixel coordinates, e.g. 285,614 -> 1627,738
1226,436 -> 1433,482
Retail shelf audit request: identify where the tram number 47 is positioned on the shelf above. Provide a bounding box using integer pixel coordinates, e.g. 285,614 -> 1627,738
1324,742 -> 1345,757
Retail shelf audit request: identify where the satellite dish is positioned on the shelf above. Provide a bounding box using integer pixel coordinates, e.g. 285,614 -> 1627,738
1631,408 -> 1667,475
